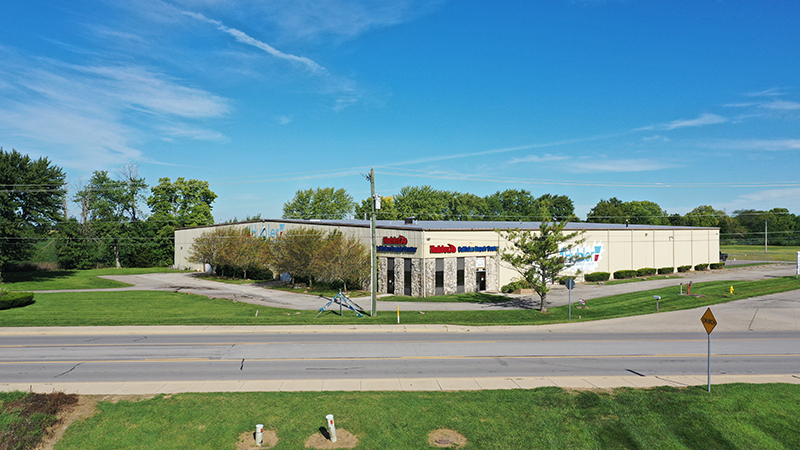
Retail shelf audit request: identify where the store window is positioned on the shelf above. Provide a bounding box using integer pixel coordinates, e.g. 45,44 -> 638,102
404,259 -> 412,296
456,257 -> 465,293
387,258 -> 395,294
435,258 -> 444,296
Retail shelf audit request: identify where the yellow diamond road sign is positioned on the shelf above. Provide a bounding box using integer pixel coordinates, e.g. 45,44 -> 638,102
701,308 -> 717,335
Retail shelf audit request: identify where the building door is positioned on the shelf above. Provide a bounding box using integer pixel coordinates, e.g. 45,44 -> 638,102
456,257 -> 465,293
476,270 -> 486,292
404,259 -> 412,296
387,258 -> 395,294
435,258 -> 444,296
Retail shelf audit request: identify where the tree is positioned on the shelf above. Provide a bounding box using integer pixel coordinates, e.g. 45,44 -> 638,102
266,227 -> 326,286
147,177 -> 217,265
311,230 -> 369,290
498,220 -> 585,312
586,198 -> 667,225
394,185 -> 451,220
355,195 -> 402,220
484,189 -> 539,220
0,149 -> 66,280
282,187 -> 355,219
75,171 -> 126,268
586,197 -> 626,223
53,218 -> 98,270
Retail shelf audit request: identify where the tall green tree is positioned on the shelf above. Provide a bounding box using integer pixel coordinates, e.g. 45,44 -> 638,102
498,220 -> 585,312
75,171 -> 126,268
0,149 -> 66,280
394,185 -> 451,220
586,198 -> 667,225
355,195 -> 402,221
282,187 -> 355,220
266,227 -> 326,286
310,230 -> 369,290
147,177 -> 217,265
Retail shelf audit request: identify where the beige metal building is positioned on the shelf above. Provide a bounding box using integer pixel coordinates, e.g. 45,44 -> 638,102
174,219 -> 720,297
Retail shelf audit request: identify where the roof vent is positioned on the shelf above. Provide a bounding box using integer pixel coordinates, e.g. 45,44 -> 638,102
404,217 -> 416,225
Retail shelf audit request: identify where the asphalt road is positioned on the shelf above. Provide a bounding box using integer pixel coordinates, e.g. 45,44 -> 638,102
2,330 -> 798,384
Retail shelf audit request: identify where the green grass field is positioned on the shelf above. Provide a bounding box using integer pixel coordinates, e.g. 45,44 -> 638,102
721,244 -> 800,254
0,268 -> 176,291
1,276 -> 798,327
50,384 -> 800,449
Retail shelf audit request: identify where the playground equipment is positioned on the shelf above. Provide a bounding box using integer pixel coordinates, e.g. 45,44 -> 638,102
316,290 -> 367,318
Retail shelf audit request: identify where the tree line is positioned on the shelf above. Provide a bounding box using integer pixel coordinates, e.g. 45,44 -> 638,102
188,226 -> 369,290
0,148 -> 217,277
284,188 -> 800,246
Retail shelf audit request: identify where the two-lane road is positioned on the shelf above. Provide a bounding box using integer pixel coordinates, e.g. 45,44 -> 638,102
2,331 -> 798,384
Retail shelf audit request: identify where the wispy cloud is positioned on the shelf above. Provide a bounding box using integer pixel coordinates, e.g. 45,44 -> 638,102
183,11 -> 326,74
642,135 -> 670,142
760,100 -> 800,110
747,88 -> 784,97
507,153 -> 569,164
276,115 -> 293,125
698,139 -> 800,151
663,113 -> 727,130
567,159 -> 680,173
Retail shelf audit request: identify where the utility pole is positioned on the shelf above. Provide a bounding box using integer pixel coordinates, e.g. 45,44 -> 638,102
369,168 -> 377,316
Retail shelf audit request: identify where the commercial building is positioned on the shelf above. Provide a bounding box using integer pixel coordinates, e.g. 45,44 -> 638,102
174,218 -> 720,297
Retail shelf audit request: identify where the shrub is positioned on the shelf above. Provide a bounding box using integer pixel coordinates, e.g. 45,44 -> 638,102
658,267 -> 674,274
636,267 -> 657,277
501,279 -> 530,293
584,272 -> 610,282
710,262 -> 725,269
695,263 -> 709,271
613,270 -> 637,279
0,291 -> 35,310
677,265 -> 692,273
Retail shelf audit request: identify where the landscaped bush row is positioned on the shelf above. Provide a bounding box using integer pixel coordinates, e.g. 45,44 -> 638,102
658,267 -> 674,274
613,270 -> 638,279
695,263 -> 709,271
677,265 -> 692,273
0,291 -> 35,310
584,272 -> 610,282
636,267 -> 657,276
501,279 -> 529,293
710,262 -> 725,269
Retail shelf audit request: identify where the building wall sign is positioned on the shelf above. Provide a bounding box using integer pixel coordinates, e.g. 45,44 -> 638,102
248,223 -> 285,239
458,245 -> 498,253
561,241 -> 604,272
377,245 -> 417,253
383,236 -> 408,245
430,244 -> 457,254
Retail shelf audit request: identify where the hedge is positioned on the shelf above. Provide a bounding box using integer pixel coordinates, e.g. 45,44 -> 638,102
636,267 -> 657,277
695,263 -> 709,271
658,267 -> 674,274
584,272 -> 610,282
710,262 -> 725,269
501,279 -> 529,293
677,265 -> 692,273
613,270 -> 638,279
0,291 -> 35,310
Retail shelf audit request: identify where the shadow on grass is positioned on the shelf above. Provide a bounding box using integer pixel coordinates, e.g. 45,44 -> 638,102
381,292 -> 515,304
2,270 -> 77,284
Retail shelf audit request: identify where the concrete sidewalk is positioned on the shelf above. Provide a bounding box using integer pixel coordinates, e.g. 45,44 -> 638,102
3,374 -> 799,396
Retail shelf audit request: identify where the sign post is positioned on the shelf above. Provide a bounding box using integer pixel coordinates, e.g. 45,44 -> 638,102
701,308 -> 717,392
565,278 -> 576,320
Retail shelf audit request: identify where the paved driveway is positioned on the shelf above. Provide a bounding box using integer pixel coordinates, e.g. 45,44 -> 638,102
30,263 -> 795,312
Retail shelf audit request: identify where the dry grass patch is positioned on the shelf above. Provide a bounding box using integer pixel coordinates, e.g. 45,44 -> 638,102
236,428 -> 278,449
304,428 -> 358,448
428,428 -> 467,448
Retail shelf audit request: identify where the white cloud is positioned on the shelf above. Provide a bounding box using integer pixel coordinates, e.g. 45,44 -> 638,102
183,11 -> 327,74
642,135 -> 670,142
721,187 -> 800,213
567,159 -> 679,173
507,153 -> 569,164
699,139 -> 800,151
760,100 -> 800,110
276,115 -> 293,125
747,88 -> 784,97
663,113 -> 727,130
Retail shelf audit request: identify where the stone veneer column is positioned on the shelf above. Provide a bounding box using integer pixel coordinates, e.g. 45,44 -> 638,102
486,255 -> 499,292
411,258 -> 423,297
444,257 -> 457,295
394,257 -> 404,295
377,257 -> 387,294
424,258 -> 436,297
464,257 -> 477,293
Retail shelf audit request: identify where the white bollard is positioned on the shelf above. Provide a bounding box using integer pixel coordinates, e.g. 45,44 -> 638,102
255,424 -> 264,446
326,414 -> 338,443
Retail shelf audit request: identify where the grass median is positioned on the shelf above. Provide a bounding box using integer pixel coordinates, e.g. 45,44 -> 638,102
49,384 -> 800,449
0,268 -> 176,291
1,276 -> 798,327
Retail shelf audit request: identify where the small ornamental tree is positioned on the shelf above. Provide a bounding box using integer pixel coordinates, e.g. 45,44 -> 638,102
498,220 -> 585,312
311,230 -> 369,291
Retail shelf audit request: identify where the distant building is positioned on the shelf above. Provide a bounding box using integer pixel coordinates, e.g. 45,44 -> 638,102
174,218 -> 719,297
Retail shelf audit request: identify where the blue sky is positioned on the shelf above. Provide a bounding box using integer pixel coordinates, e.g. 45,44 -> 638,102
1,0 -> 799,221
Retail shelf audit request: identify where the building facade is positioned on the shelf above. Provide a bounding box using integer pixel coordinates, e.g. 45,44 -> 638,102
174,219 -> 720,297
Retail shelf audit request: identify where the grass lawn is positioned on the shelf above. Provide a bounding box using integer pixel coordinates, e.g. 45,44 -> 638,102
51,384 -> 800,449
0,391 -> 77,450
0,268 -> 177,291
721,244 -> 800,254
1,276 -> 799,327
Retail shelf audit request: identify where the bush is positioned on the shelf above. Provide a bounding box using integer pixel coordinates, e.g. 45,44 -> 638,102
710,262 -> 725,269
677,265 -> 692,273
695,263 -> 709,271
501,279 -> 530,293
0,291 -> 35,310
658,267 -> 674,274
584,272 -> 610,282
636,267 -> 657,277
613,270 -> 637,279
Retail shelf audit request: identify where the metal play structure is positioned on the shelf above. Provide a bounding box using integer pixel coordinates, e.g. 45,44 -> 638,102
316,290 -> 367,318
